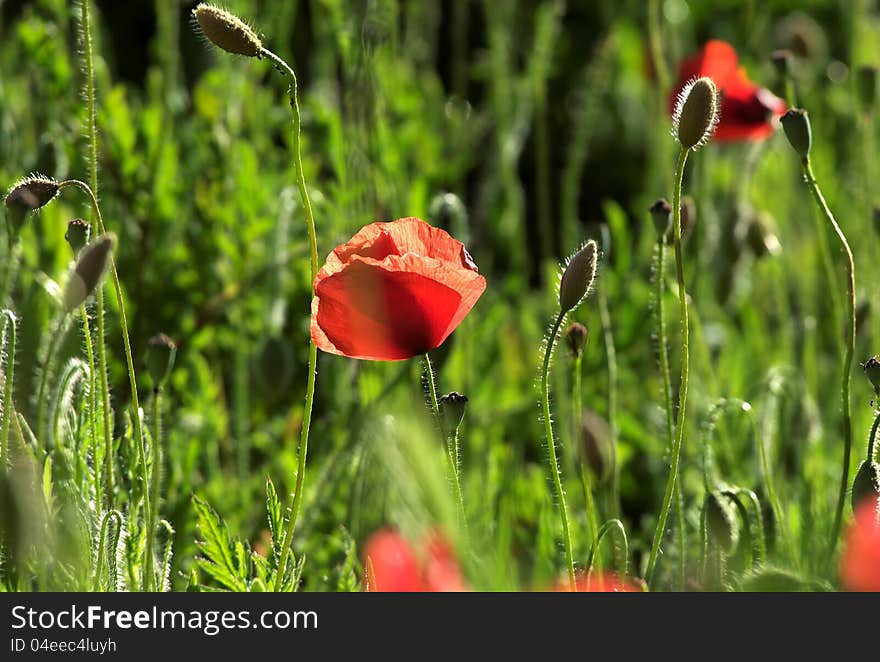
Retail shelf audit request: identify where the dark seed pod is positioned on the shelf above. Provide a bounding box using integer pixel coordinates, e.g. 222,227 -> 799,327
193,3 -> 262,57
862,356 -> 880,396
559,240 -> 598,314
673,77 -> 719,150
780,109 -> 812,159
147,333 -> 177,390
851,460 -> 880,513
4,174 -> 58,212
63,234 -> 115,312
650,198 -> 672,242
704,490 -> 740,555
578,410 -> 614,485
64,218 -> 90,255
439,392 -> 469,432
564,322 -> 588,358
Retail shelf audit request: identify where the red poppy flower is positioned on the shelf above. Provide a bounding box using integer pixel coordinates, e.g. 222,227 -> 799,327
552,570 -> 645,593
841,499 -> 880,592
363,528 -> 467,592
311,217 -> 486,361
671,40 -> 786,142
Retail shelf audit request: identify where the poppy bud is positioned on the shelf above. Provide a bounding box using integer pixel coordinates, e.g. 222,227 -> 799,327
146,333 -> 177,390
4,174 -> 58,212
439,392 -> 468,432
673,76 -> 719,150
744,212 -> 782,258
193,3 -> 262,58
650,198 -> 672,241
770,49 -> 794,77
863,356 -> 880,397
851,460 -> 880,513
564,322 -> 588,358
856,65 -> 878,115
780,108 -> 812,158
428,192 -> 469,244
559,240 -> 598,314
64,218 -> 90,255
63,234 -> 115,312
704,490 -> 739,554
578,410 -> 614,484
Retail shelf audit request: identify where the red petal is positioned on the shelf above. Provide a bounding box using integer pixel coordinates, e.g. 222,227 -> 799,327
842,499 -> 880,592
421,532 -> 468,592
677,39 -> 740,87
552,570 -> 644,592
363,529 -> 423,592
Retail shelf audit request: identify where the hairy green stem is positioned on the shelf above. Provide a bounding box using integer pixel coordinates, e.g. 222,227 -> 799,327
79,306 -> 103,509
868,409 -> 880,463
542,310 -> 576,589
800,159 -> 856,565
1,310 -> 16,472
259,48 -> 319,593
646,147 -> 690,586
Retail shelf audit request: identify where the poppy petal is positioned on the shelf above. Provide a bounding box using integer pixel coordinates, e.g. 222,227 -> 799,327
363,530 -> 423,592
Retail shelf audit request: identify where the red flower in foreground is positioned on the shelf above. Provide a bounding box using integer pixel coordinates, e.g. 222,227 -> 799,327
841,500 -> 880,592
552,570 -> 645,593
671,40 -> 786,142
311,217 -> 486,361
363,528 -> 467,592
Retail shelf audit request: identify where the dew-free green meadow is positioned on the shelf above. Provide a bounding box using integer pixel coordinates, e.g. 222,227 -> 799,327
1,0 -> 879,593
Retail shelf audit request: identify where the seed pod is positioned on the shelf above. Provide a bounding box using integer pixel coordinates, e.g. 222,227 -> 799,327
559,240 -> 598,314
4,174 -> 58,212
147,333 -> 177,390
704,490 -> 740,555
564,322 -> 588,358
439,392 -> 468,432
63,234 -> 115,312
851,460 -> 880,513
578,410 -> 614,484
193,3 -> 262,57
64,218 -> 90,255
856,65 -> 878,115
673,77 -> 719,150
650,198 -> 672,242
863,356 -> 880,396
780,109 -> 812,158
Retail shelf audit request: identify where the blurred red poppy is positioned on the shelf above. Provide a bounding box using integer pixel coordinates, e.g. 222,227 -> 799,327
671,40 -> 786,142
841,499 -> 880,592
552,570 -> 645,593
311,217 -> 486,361
364,528 -> 467,592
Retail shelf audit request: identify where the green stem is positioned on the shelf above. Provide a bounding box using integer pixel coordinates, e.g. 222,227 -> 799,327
586,519 -> 628,578
541,310 -> 576,589
150,387 -> 162,556
868,409 -> 880,463
801,159 -> 856,565
1,310 -> 16,473
573,353 -> 600,560
259,48 -> 320,593
79,306 -> 103,509
58,179 -> 151,590
646,147 -> 690,586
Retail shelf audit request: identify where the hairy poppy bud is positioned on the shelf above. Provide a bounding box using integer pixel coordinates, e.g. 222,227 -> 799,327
863,356 -> 880,397
559,240 -> 598,314
64,218 -> 90,255
63,234 -> 115,312
856,65 -> 878,115
439,392 -> 468,432
780,108 -> 812,158
704,490 -> 739,554
5,174 -> 58,212
579,410 -> 614,484
673,77 -> 719,150
650,198 -> 672,241
146,333 -> 177,390
852,460 -> 880,513
193,3 -> 262,57
564,322 -> 588,358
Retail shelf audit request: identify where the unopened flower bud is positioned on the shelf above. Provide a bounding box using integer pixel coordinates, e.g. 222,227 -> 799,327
650,198 -> 672,241
63,234 -> 115,312
673,77 -> 719,150
564,322 -> 589,358
5,174 -> 58,212
856,65 -> 878,115
780,108 -> 812,158
439,392 -> 468,432
744,212 -> 782,258
704,490 -> 739,555
147,333 -> 177,390
559,240 -> 598,314
851,460 -> 880,513
193,3 -> 262,57
863,356 -> 880,396
64,218 -> 90,255
579,410 -> 614,484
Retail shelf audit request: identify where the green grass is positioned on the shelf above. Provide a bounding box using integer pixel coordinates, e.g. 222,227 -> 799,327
1,0 -> 879,592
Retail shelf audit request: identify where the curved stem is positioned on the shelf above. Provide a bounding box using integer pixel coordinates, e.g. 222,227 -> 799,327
801,159 -> 856,565
646,147 -> 690,586
258,48 -> 320,592
542,310 -> 576,589
1,310 -> 16,473
586,518 -> 628,577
